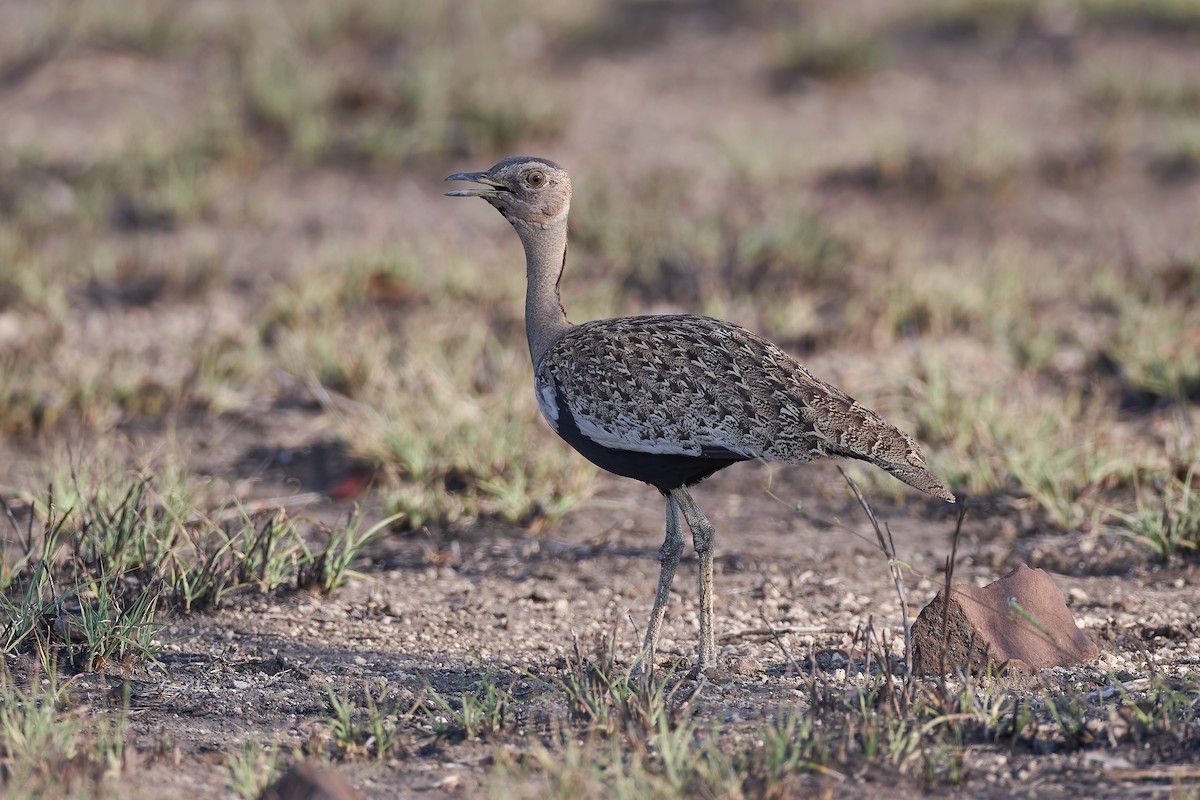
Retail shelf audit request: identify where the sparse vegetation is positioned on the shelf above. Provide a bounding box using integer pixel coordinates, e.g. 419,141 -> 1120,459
1079,0 -> 1200,31
1087,71 -> 1200,115
225,741 -> 280,800
0,468 -> 396,675
1,0 -> 1198,796
1111,468 -> 1200,558
324,682 -> 409,760
769,27 -> 889,89
421,672 -> 516,740
481,631 -> 1200,796
0,666 -> 130,799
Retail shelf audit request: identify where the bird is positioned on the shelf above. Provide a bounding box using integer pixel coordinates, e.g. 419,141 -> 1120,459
445,156 -> 955,675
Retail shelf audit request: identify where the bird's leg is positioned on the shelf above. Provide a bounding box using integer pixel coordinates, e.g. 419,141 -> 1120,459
670,486 -> 717,674
640,493 -> 684,672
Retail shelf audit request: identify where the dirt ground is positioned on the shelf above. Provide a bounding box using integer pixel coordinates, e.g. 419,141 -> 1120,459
36,461 -> 1198,798
1,1 -> 1199,798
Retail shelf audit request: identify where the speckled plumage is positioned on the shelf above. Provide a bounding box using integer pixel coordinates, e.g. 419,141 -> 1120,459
446,156 -> 955,675
535,314 -> 952,500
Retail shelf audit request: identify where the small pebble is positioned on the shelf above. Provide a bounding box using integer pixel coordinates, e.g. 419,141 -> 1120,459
731,654 -> 763,677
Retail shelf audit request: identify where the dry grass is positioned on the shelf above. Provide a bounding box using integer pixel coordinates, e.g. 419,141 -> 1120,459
1,0 -> 1199,797
0,0 -> 1195,533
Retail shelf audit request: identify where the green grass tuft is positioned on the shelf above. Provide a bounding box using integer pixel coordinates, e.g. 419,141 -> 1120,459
1110,468 -> 1200,558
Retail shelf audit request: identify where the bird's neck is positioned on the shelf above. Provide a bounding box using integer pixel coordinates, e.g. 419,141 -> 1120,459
516,216 -> 571,368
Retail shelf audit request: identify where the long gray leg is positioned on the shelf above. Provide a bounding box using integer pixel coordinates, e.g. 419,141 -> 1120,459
670,486 -> 717,673
640,493 -> 684,670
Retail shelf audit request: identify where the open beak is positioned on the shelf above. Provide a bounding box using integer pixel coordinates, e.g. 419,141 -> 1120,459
444,171 -> 510,197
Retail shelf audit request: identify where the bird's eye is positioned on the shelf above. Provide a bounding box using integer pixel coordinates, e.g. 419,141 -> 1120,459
527,170 -> 545,187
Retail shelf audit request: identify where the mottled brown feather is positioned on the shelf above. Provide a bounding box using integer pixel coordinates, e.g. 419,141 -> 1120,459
538,315 -> 954,502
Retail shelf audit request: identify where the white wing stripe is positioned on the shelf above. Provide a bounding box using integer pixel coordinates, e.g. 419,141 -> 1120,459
573,413 -> 699,456
570,405 -> 759,459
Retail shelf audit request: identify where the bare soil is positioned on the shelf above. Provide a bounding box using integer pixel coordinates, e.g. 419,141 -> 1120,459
2,2 -> 1199,797
10,458 -> 1198,798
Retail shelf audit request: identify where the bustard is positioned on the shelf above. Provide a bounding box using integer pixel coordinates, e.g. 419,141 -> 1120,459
446,156 -> 955,675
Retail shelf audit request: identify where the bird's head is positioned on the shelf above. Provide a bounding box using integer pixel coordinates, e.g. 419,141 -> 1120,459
444,156 -> 570,228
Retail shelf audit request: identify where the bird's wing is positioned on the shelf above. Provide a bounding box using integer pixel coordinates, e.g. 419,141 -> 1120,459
535,315 -> 820,460
535,315 -> 954,501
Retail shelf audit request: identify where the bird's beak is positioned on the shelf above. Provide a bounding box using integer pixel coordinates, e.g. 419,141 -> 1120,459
444,171 -> 509,197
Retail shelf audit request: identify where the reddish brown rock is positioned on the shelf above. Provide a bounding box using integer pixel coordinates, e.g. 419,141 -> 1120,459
912,564 -> 1099,676
258,761 -> 362,800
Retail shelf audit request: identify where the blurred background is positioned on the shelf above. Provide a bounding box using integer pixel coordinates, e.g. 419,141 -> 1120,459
0,0 -> 1197,541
